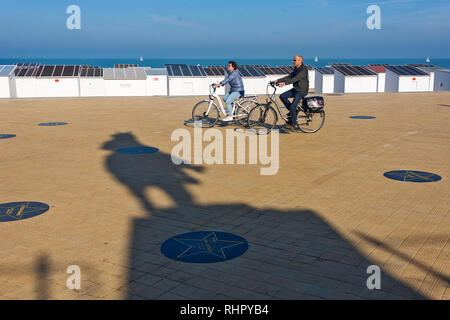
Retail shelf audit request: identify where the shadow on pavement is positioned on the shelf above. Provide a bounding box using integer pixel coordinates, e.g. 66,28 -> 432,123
102,132 -> 426,300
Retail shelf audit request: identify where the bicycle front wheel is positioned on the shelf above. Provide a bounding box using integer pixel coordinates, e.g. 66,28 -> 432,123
247,104 -> 278,134
192,100 -> 219,128
296,109 -> 325,133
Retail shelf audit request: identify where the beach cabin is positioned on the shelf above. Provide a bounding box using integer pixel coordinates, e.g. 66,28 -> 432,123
166,64 -> 209,96
332,65 -> 378,94
306,65 -> 315,91
103,67 -> 148,96
254,66 -> 291,94
79,67 -> 105,97
314,67 -> 335,94
205,65 -> 266,95
0,65 -> 17,98
33,65 -> 81,97
412,65 -> 444,92
276,65 -> 315,91
204,66 -> 227,96
385,66 -> 430,93
145,68 -> 168,96
367,65 -> 387,93
14,65 -> 41,98
239,65 -> 266,95
432,69 -> 450,91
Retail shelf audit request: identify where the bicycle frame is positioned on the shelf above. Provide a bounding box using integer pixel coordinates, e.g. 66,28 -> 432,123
264,83 -> 291,122
204,84 -> 257,118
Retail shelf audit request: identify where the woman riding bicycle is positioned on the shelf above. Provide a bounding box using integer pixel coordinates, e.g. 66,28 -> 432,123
215,61 -> 245,122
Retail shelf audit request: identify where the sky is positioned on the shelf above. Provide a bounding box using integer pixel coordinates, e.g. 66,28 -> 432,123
0,0 -> 449,58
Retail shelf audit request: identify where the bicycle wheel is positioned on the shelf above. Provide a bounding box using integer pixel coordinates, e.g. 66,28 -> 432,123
296,109 -> 325,133
235,100 -> 256,127
192,100 -> 220,128
247,104 -> 278,134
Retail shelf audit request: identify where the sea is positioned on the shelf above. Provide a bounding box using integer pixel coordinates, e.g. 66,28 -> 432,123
1,58 -> 450,69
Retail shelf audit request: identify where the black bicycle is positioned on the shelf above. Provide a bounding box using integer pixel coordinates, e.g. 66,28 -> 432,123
247,82 -> 325,134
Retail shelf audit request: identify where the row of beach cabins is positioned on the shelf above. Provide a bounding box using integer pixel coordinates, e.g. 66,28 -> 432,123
0,62 -> 449,99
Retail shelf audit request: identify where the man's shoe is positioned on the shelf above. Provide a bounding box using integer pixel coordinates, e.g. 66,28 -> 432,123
222,115 -> 233,122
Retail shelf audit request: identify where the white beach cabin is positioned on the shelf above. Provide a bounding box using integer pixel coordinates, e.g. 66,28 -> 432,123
413,65 -> 444,92
332,65 -> 378,94
204,66 -> 227,96
314,67 -> 335,94
166,64 -> 209,96
79,67 -> 106,97
103,67 -> 148,96
239,65 -> 266,95
14,65 -> 40,98
432,69 -> 450,91
255,66 -> 291,94
367,65 -> 387,93
0,65 -> 17,98
34,65 -> 80,97
385,66 -> 430,93
145,68 -> 168,96
306,65 -> 315,91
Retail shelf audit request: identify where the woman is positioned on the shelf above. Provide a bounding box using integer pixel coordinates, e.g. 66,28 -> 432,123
215,61 -> 245,122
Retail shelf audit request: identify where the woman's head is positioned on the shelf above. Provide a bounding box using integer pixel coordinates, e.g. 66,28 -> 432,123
227,61 -> 238,72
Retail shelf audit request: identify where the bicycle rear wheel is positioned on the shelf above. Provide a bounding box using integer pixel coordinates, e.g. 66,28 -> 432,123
192,100 -> 220,128
235,100 -> 256,127
247,104 -> 278,134
296,109 -> 325,133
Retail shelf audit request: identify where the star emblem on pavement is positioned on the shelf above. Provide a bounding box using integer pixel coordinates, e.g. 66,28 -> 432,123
388,171 -> 437,182
173,232 -> 245,260
0,202 -> 49,220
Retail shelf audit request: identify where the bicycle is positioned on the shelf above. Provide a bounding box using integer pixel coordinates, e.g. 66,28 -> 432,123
247,82 -> 325,134
192,84 -> 258,128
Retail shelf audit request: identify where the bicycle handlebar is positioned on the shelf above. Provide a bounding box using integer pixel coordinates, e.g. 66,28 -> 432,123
269,81 -> 281,88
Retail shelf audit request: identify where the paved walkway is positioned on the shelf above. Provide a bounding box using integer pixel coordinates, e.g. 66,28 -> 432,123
0,92 -> 448,300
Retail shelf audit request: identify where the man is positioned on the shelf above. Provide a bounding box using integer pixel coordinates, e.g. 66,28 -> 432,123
274,55 -> 309,130
215,61 -> 245,122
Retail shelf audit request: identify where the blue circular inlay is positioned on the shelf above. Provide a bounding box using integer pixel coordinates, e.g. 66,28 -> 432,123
0,202 -> 50,222
117,147 -> 159,155
161,231 -> 248,264
349,116 -> 376,119
38,122 -> 69,126
0,134 -> 16,139
384,170 -> 442,183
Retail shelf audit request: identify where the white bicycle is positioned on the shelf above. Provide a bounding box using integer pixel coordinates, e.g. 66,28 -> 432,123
192,84 -> 258,128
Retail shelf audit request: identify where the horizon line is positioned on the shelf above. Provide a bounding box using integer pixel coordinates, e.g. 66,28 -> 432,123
1,57 -> 449,60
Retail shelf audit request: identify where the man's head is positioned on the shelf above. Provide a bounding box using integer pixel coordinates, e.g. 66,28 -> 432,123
293,55 -> 303,68
227,61 -> 237,72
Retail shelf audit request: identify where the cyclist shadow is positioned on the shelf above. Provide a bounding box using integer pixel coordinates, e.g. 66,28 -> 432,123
101,132 -> 426,300
183,119 -> 234,128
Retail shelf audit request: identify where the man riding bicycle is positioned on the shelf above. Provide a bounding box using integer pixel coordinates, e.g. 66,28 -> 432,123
273,55 -> 309,130
215,61 -> 245,122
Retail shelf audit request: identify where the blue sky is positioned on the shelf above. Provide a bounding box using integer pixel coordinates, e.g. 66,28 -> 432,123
0,0 -> 449,58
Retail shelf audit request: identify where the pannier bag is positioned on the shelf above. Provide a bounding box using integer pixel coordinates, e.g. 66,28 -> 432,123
302,96 -> 325,112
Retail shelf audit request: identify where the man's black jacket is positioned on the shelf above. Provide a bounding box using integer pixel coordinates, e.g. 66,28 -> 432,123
278,64 -> 309,95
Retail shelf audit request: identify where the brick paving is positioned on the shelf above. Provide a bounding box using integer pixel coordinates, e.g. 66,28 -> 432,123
0,92 -> 448,300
